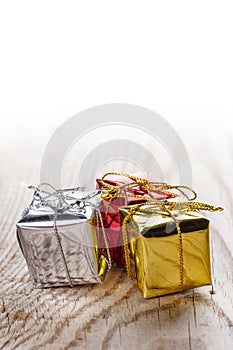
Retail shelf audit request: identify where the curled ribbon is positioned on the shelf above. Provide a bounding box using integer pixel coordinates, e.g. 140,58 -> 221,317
100,172 -> 197,202
24,183 -> 112,286
122,200 -> 223,293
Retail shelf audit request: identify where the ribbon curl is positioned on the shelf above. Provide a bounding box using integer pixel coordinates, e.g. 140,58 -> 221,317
100,172 -> 197,202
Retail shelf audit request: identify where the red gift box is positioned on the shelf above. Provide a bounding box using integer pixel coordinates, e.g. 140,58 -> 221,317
96,172 -> 176,267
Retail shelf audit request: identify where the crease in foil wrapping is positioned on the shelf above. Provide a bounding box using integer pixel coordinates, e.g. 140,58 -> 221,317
16,188 -> 108,288
119,207 -> 212,298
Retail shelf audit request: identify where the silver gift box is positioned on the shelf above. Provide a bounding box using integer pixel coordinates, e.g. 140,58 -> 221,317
16,186 -> 108,288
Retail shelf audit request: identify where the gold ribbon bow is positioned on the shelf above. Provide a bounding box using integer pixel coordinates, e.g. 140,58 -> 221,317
122,200 -> 223,293
100,172 -> 197,202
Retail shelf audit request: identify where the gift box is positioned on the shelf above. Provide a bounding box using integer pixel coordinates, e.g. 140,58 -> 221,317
16,184 -> 110,288
119,201 -> 222,298
96,172 -> 178,267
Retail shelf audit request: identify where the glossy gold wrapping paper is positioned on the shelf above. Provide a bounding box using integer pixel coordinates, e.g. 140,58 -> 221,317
120,208 -> 212,298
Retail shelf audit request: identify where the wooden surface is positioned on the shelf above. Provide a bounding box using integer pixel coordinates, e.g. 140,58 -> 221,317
0,122 -> 233,350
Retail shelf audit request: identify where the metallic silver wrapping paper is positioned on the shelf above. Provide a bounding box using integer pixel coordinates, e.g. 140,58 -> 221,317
16,187 -> 107,288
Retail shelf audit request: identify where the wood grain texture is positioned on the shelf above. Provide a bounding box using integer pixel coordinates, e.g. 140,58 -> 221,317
0,123 -> 233,350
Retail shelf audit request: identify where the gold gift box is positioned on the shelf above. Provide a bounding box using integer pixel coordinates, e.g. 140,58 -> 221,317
120,205 -> 212,298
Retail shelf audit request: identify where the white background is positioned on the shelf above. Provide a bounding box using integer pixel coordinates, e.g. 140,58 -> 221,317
0,0 -> 232,184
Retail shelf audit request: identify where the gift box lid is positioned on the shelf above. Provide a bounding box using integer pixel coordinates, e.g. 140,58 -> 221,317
97,172 -> 175,200
17,189 -> 102,229
120,206 -> 209,238
17,209 -> 90,229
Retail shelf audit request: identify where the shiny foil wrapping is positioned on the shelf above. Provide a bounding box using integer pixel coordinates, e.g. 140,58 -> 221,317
96,173 -> 174,267
120,207 -> 212,298
16,190 -> 108,288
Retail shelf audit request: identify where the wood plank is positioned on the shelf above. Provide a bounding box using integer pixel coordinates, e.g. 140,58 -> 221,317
0,123 -> 233,349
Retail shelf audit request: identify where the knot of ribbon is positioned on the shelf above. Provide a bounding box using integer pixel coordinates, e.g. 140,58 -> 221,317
24,183 -> 112,286
122,200 -> 223,293
27,183 -> 96,214
100,172 -> 197,202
